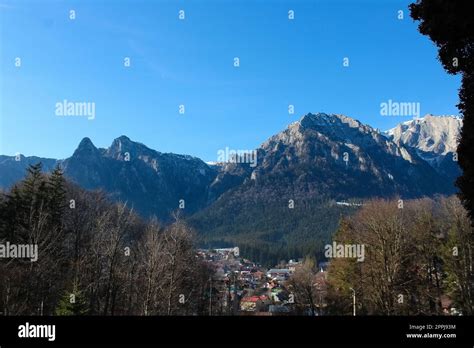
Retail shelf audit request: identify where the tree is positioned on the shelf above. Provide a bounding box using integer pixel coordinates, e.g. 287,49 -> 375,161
439,197 -> 474,314
161,219 -> 199,315
47,164 -> 67,228
326,197 -> 473,315
55,290 -> 88,315
0,165 -> 215,316
137,218 -> 166,315
0,163 -> 67,315
287,257 -> 318,315
410,0 -> 474,224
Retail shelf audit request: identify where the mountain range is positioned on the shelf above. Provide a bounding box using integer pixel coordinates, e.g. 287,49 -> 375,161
1,113 -> 461,208
0,113 -> 463,263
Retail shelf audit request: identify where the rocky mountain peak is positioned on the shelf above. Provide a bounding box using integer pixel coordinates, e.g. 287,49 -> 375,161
385,114 -> 462,178
386,114 -> 462,155
107,135 -> 154,160
297,113 -> 364,130
73,137 -> 100,158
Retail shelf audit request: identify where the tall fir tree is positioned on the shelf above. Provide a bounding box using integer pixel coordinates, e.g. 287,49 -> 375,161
47,164 -> 67,228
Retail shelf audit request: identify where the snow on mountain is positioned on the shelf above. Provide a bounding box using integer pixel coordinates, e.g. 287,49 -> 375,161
385,114 -> 462,180
386,114 -> 462,155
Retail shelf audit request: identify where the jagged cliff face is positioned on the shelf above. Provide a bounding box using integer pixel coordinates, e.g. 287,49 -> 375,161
387,114 -> 461,155
386,114 -> 462,180
0,113 -> 461,219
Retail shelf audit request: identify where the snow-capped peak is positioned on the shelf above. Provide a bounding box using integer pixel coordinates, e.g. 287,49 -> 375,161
385,114 -> 462,155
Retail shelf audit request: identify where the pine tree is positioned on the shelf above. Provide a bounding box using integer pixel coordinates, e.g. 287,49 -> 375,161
55,290 -> 89,315
23,163 -> 47,216
47,164 -> 66,228
9,163 -> 48,242
23,162 -> 44,195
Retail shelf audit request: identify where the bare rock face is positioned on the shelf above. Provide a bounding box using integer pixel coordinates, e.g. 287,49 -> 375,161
387,114 -> 461,155
386,114 -> 462,180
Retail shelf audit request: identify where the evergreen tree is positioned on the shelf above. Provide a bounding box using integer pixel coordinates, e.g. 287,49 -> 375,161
47,164 -> 67,228
55,290 -> 89,315
5,163 -> 48,242
23,163 -> 47,214
23,162 -> 44,197
410,0 -> 474,224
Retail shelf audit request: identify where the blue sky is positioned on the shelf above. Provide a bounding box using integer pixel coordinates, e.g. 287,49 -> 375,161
0,0 -> 461,161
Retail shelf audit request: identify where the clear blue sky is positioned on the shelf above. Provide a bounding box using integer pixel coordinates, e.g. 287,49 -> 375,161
0,0 -> 461,162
